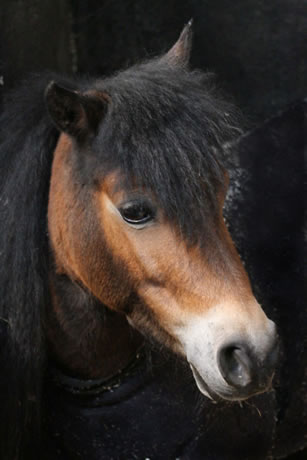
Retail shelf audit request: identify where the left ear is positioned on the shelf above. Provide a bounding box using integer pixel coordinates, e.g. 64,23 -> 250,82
162,19 -> 193,68
45,81 -> 109,139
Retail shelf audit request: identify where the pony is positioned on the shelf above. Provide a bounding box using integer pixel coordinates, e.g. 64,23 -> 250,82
0,22 -> 278,459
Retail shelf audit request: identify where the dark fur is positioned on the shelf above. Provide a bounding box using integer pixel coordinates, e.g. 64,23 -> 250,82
0,57 -> 240,459
92,61 -> 241,240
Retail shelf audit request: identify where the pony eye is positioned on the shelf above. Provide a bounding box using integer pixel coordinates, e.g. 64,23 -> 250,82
119,201 -> 155,226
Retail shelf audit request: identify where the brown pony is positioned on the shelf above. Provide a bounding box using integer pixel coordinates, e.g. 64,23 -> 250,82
0,22 -> 278,459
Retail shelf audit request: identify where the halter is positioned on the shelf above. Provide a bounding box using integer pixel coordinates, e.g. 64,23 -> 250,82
48,346 -> 146,396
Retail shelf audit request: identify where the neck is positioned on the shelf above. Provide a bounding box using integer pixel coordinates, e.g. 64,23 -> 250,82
46,272 -> 143,380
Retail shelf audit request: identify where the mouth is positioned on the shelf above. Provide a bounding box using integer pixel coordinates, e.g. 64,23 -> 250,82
189,364 -> 218,401
190,363 -> 274,402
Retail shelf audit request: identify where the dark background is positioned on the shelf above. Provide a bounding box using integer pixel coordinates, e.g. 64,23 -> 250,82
0,1 -> 306,459
0,0 -> 306,122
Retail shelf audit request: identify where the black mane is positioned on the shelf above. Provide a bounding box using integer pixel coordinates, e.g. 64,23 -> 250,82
0,60 -> 240,459
0,73 -> 61,459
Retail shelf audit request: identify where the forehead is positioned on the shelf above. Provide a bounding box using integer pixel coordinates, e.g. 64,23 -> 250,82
98,171 -> 154,203
84,64 -> 237,241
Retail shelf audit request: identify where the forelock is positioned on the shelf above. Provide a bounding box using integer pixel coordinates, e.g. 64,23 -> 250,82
92,60 -> 241,241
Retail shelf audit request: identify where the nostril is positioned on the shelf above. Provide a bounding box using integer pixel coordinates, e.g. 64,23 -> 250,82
218,344 -> 253,388
258,335 -> 279,390
267,336 -> 279,368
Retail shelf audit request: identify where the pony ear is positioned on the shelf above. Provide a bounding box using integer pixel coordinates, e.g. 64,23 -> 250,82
163,19 -> 193,68
45,81 -> 109,138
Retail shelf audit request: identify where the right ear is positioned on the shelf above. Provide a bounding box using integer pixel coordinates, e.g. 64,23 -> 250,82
45,81 -> 109,139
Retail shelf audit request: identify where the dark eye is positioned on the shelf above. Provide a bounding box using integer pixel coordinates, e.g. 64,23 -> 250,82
119,200 -> 155,226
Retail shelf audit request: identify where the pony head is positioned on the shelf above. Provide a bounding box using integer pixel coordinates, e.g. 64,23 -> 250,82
46,22 -> 278,401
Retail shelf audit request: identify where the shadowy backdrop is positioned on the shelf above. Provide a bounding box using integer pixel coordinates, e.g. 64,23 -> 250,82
0,0 -> 306,121
0,2 -> 306,459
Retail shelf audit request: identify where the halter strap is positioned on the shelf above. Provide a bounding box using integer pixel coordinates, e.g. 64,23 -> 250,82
48,346 -> 146,396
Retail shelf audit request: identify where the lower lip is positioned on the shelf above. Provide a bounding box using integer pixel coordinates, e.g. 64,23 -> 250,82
189,364 -> 217,400
189,364 -> 265,402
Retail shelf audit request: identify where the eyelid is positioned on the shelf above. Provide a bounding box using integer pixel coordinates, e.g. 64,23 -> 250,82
118,196 -> 152,209
125,221 -> 153,230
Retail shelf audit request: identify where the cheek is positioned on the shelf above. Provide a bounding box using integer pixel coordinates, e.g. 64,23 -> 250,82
99,192 -> 177,282
137,284 -> 189,332
98,192 -> 229,326
99,195 -> 147,284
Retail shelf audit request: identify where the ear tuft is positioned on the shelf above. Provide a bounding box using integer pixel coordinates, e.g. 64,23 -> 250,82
45,82 -> 108,139
163,19 -> 193,68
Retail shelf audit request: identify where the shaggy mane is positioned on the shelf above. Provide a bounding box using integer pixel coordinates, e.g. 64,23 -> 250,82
93,60 -> 240,239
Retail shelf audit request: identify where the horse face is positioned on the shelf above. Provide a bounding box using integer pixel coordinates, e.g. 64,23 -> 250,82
46,19 -> 278,399
49,130 -> 277,401
91,171 -> 278,401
